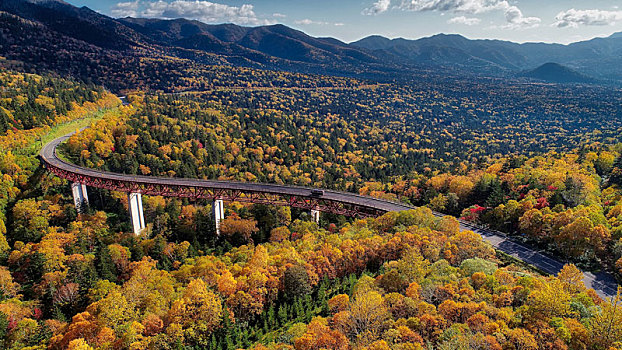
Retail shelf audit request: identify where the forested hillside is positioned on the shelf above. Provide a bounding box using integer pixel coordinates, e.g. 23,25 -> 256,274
0,0 -> 401,93
0,66 -> 617,349
0,8 -> 368,93
60,86 -> 622,280
62,83 -> 622,182
6,0 -> 622,95
0,68 -> 105,133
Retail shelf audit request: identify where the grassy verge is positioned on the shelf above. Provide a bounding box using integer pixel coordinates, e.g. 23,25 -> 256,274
25,106 -> 119,156
496,249 -> 548,276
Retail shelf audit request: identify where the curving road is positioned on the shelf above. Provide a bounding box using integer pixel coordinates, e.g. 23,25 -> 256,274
459,221 -> 619,299
40,131 -> 620,299
40,132 -> 412,217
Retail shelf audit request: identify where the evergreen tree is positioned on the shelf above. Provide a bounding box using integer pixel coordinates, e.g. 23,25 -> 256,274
485,180 -> 505,208
295,297 -> 304,321
267,305 -> 276,328
96,244 -> 116,282
317,280 -> 329,315
610,155 -> 622,186
278,304 -> 288,326
283,265 -> 312,301
209,335 -> 217,350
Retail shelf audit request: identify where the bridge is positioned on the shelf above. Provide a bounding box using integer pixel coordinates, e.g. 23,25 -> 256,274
40,132 -> 413,234
40,131 -> 620,299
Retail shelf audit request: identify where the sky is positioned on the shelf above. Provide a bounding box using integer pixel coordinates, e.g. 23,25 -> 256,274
65,0 -> 622,44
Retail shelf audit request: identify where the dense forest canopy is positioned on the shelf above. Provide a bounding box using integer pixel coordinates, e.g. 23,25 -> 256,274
64,81 -> 622,183
0,69 -> 104,133
0,49 -> 621,349
0,1 -> 621,348
60,81 -> 622,281
59,79 -> 622,253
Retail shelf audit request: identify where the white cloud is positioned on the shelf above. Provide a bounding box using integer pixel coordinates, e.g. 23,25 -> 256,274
334,22 -> 345,26
504,5 -> 540,28
295,19 -> 345,26
553,9 -> 622,28
140,1 -> 169,17
398,0 -> 539,28
111,1 -> 140,18
400,0 -> 508,14
447,15 -> 480,25
362,0 -> 391,15
112,0 -> 274,25
272,13 -> 287,18
295,19 -> 321,25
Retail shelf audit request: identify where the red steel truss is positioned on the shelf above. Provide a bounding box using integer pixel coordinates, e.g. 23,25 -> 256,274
44,163 -> 385,219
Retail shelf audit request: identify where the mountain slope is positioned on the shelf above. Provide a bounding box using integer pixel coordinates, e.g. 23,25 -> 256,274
120,18 -> 379,64
521,62 -> 598,84
1,0 -> 148,50
0,0 -> 399,92
353,34 -> 529,70
2,0 -> 622,87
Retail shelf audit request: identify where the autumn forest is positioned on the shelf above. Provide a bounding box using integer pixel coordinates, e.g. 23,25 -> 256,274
0,0 -> 622,349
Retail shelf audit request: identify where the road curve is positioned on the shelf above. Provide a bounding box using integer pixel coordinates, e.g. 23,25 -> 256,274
40,132 -> 414,215
40,131 -> 620,299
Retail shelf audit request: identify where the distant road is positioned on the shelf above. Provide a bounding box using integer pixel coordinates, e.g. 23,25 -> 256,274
457,220 -> 619,299
41,131 -> 619,299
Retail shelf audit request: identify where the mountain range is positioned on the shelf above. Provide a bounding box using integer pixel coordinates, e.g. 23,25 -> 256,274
2,0 -> 622,90
351,34 -> 622,82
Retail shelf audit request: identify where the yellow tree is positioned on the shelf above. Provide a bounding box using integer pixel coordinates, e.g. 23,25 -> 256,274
556,264 -> 585,293
168,279 -> 222,346
88,290 -> 134,331
395,248 -> 430,284
525,279 -> 571,322
67,338 -> 94,350
348,290 -> 390,340
219,215 -> 259,243
0,266 -> 19,298
590,288 -> 622,349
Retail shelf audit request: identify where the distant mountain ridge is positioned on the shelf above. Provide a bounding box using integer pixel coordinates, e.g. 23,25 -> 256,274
119,18 -> 379,65
117,17 -> 622,83
1,0 -> 622,87
352,32 -> 622,80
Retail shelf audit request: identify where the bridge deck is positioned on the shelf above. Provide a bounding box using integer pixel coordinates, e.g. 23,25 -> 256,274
40,133 -> 414,214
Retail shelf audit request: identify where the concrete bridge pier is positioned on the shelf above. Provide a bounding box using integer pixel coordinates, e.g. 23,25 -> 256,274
128,192 -> 145,235
212,199 -> 225,235
310,209 -> 320,224
71,182 -> 89,213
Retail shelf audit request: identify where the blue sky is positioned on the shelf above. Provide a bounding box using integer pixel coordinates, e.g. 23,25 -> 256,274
66,0 -> 622,44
